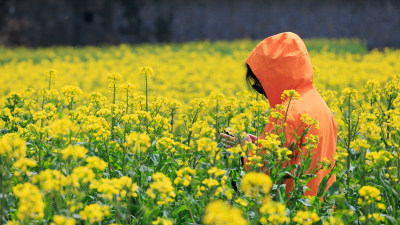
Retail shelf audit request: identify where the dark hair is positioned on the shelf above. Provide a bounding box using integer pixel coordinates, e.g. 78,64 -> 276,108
245,63 -> 267,98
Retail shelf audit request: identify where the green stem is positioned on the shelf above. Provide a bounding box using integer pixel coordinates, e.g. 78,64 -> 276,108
170,113 -> 175,133
186,198 -> 196,224
126,89 -> 129,114
145,75 -> 148,112
103,140 -> 112,177
122,147 -> 127,175
38,143 -> 42,173
282,96 -> 293,135
346,95 -> 351,175
122,127 -> 127,175
361,148 -> 366,186
145,75 -> 149,132
0,166 -> 4,223
112,81 -> 116,139
49,75 -> 51,90
364,205 -> 370,225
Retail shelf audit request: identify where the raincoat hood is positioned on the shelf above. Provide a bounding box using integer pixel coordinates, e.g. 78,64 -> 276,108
246,32 -> 314,107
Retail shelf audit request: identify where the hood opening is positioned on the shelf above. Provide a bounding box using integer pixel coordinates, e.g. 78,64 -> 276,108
246,32 -> 314,108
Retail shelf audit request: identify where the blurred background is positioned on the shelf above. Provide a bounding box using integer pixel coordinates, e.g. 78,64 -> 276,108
0,0 -> 399,48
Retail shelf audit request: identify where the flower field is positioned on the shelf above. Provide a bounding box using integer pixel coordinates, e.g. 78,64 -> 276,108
0,39 -> 400,224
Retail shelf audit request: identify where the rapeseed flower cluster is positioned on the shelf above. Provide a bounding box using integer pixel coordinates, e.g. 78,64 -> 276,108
281,89 -> 301,101
147,172 -> 176,205
79,203 -> 110,223
300,114 -> 320,130
139,66 -> 154,78
0,133 -> 26,160
62,85 -> 82,103
67,166 -> 96,187
13,182 -> 44,221
241,172 -> 272,198
51,215 -> 76,225
259,197 -> 289,224
32,169 -> 67,193
174,167 -> 196,187
61,145 -> 88,160
292,211 -> 320,225
196,138 -> 220,160
90,176 -> 138,200
203,200 -> 248,225
365,151 -> 393,167
125,132 -> 151,153
85,156 -> 108,170
152,217 -> 173,225
358,186 -> 381,204
12,157 -> 36,177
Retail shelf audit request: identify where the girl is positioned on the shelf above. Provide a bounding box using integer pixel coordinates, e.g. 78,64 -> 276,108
220,32 -> 338,199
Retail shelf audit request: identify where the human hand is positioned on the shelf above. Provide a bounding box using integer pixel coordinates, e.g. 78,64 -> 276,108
219,133 -> 238,148
240,134 -> 253,148
219,132 -> 257,148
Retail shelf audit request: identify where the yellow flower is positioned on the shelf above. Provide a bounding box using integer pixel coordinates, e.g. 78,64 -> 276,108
139,66 -> 154,78
79,203 -> 110,223
51,215 -> 76,225
341,88 -> 359,102
120,82 -> 136,94
0,133 -> 26,160
152,217 -> 173,225
258,197 -> 289,224
125,132 -> 151,153
358,185 -> 381,203
365,151 -> 393,167
196,138 -> 219,158
240,172 -> 272,198
174,167 -> 196,187
300,114 -> 319,130
147,172 -> 175,205
13,183 -> 44,221
85,156 -> 108,171
90,176 -> 138,200
5,221 -> 21,225
62,85 -> 82,101
61,145 -> 88,161
235,198 -> 248,207
48,119 -> 74,137
107,72 -> 122,82
292,211 -> 320,225
67,166 -> 95,187
33,169 -> 67,193
43,68 -> 57,78
203,200 -> 248,225
325,216 -> 344,225
12,157 -> 37,175
281,89 -> 300,101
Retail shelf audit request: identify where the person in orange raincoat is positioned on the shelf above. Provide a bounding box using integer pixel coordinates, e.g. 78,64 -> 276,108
220,32 -> 338,199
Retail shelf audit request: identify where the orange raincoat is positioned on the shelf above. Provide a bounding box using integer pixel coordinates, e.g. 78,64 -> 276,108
245,32 -> 338,198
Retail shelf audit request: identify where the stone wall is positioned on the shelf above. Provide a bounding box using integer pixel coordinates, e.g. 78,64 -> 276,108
0,0 -> 399,48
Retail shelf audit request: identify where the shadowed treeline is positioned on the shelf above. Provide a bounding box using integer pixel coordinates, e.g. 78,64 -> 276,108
0,0 -> 399,48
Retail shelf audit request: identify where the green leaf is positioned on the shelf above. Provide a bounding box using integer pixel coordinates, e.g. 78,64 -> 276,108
139,165 -> 154,173
171,205 -> 189,217
208,113 -> 216,120
303,156 -> 312,171
317,176 -> 329,198
326,181 -> 339,197
381,214 -> 396,224
143,208 -> 161,224
150,154 -> 159,164
297,198 -> 312,207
